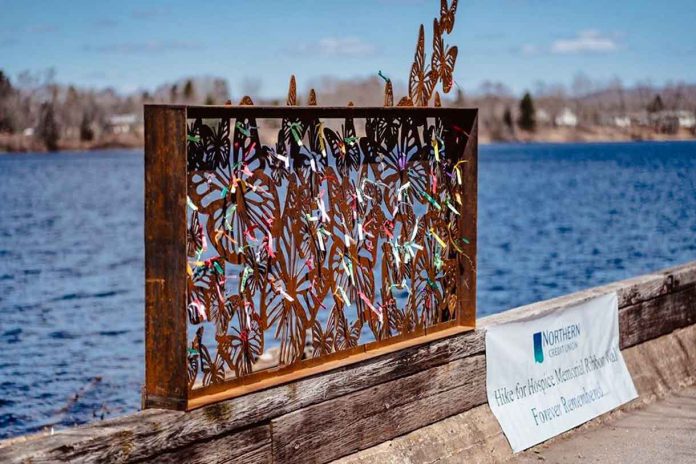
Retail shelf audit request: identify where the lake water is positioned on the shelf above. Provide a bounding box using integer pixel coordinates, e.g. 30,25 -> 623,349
1,141 -> 695,438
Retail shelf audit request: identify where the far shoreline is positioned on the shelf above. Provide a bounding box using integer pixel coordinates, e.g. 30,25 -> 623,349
1,130 -> 695,155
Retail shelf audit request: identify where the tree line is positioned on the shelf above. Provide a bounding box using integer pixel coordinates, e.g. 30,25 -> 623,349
1,69 -> 695,151
0,69 -> 230,151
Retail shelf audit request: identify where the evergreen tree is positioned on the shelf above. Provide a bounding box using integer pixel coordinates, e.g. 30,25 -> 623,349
169,84 -> 178,103
183,79 -> 195,101
0,70 -> 11,98
518,92 -> 536,132
0,70 -> 15,132
453,88 -> 466,107
647,94 -> 664,113
80,113 -> 94,141
37,101 -> 60,151
503,107 -> 514,131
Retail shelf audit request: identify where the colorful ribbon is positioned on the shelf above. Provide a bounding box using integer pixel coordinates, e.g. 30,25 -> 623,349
288,122 -> 304,146
398,182 -> 410,198
316,225 -> 330,251
212,260 -> 224,275
453,160 -> 468,185
444,198 -> 459,216
359,291 -> 383,323
273,280 -> 294,302
186,196 -> 198,211
335,285 -> 351,307
240,266 -> 253,292
235,121 -> 251,137
244,141 -> 256,160
429,228 -> 447,248
266,232 -> 275,258
275,152 -> 290,169
423,191 -> 442,211
318,122 -> 327,157
434,251 -> 443,271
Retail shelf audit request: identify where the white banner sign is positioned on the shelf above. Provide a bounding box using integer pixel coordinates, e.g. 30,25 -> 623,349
486,292 -> 637,452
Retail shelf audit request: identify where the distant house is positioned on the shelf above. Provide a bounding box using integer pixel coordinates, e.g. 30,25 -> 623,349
675,111 -> 696,129
106,114 -> 139,135
555,108 -> 578,127
630,111 -> 650,127
650,110 -> 696,134
613,116 -> 632,128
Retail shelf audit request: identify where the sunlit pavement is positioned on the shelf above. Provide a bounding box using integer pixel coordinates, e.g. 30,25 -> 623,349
514,385 -> 696,463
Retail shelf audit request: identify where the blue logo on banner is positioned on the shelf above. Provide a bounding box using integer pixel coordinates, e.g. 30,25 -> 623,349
533,332 -> 544,364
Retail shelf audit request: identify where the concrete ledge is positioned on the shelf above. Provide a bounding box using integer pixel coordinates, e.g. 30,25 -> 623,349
514,384 -> 696,463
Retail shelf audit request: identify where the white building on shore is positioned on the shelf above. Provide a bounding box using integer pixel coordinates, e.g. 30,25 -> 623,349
555,108 -> 578,127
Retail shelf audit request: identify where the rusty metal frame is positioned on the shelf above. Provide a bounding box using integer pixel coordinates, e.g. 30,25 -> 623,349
144,105 -> 477,410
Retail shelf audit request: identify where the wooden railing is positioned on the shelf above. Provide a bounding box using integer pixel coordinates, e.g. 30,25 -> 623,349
144,105 -> 478,410
2,262 -> 694,462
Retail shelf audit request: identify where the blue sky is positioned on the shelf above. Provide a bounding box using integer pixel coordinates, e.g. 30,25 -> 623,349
1,0 -> 695,98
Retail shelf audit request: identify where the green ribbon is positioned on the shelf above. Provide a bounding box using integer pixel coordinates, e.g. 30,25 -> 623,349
235,122 -> 251,137
224,204 -> 236,231
345,259 -> 355,285
213,261 -> 224,275
422,192 -> 442,211
288,122 -> 304,146
434,251 -> 443,271
240,266 -> 253,292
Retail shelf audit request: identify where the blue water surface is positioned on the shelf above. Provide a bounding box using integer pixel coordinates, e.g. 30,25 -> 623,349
0,141 -> 694,438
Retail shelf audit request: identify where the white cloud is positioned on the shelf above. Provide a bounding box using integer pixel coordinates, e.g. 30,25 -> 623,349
296,37 -> 377,57
551,30 -> 618,54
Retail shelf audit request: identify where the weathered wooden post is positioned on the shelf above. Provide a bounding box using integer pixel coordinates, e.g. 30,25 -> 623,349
454,113 -> 478,328
143,105 -> 189,410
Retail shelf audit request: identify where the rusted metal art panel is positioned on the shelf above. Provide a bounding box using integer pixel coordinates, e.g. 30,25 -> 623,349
173,105 -> 478,402
144,104 -> 477,408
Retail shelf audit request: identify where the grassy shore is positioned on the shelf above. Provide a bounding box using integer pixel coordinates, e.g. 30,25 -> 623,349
479,125 -> 696,144
0,132 -> 143,153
